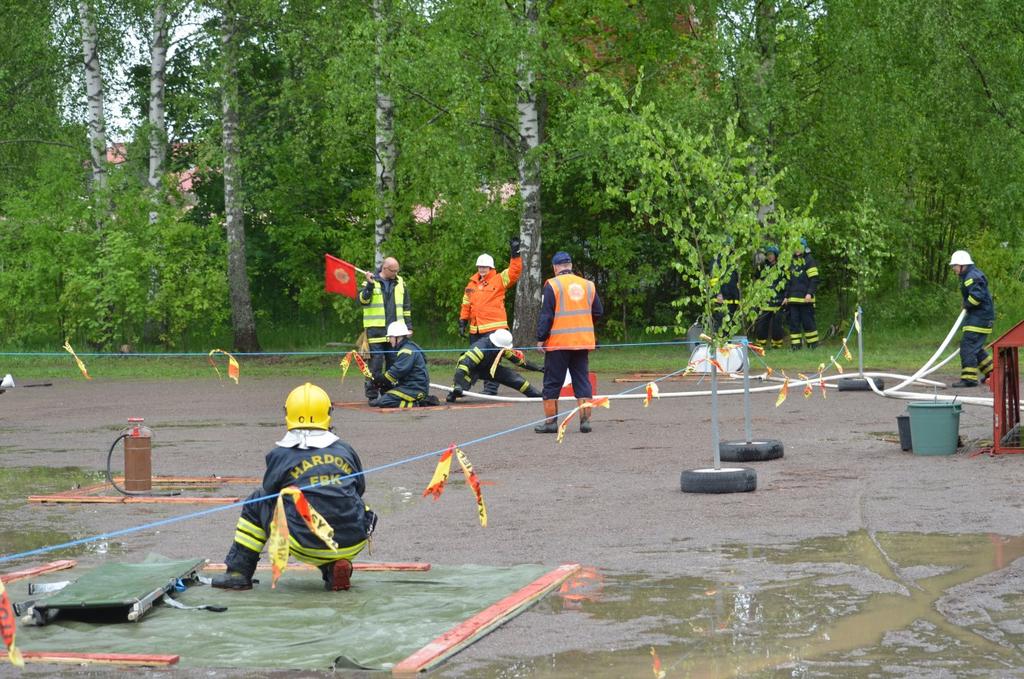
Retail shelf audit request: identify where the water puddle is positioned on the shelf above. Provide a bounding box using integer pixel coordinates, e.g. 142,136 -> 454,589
453,532 -> 1024,677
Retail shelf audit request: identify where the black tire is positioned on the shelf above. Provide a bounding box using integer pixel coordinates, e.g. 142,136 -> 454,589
719,439 -> 784,462
680,467 -> 757,494
837,377 -> 885,392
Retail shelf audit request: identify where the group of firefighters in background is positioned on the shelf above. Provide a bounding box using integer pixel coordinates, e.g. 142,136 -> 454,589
353,234 -> 994,411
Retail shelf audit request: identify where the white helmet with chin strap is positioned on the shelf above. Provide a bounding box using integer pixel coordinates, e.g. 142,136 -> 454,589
476,253 -> 495,268
490,329 -> 513,349
386,320 -> 412,338
949,250 -> 973,266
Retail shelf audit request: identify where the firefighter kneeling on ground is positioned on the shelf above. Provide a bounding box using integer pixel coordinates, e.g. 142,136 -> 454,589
212,383 -> 377,592
447,328 -> 543,402
369,321 -> 439,408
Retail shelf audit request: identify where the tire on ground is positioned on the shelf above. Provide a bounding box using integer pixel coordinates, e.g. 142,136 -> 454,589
837,377 -> 885,392
680,467 -> 757,494
718,440 -> 783,462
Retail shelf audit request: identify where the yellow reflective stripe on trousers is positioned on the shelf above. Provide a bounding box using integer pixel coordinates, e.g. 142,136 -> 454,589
967,295 -> 981,306
288,537 -> 367,565
963,325 -> 993,334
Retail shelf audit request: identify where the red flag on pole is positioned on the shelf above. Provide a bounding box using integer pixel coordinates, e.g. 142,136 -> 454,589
325,254 -> 358,298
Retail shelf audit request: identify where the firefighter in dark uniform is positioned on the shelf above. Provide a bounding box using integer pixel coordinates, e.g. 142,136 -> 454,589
949,250 -> 995,387
784,238 -> 819,349
370,321 -> 436,408
359,256 -> 412,404
446,328 -> 543,402
211,383 -> 377,591
754,245 -> 786,349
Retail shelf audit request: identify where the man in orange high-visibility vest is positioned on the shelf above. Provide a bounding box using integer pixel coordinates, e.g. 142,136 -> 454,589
535,251 -> 603,434
458,238 -> 522,395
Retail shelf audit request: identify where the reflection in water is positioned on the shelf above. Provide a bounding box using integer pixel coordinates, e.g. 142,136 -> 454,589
456,532 -> 1024,678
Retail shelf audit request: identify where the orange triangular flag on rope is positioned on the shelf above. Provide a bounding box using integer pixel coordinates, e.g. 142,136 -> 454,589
0,577 -> 24,667
830,356 -> 844,374
748,343 -> 765,356
62,340 -> 91,380
266,487 -> 339,588
352,352 -> 374,379
582,396 -> 610,411
854,314 -> 862,333
775,374 -> 789,407
422,444 -> 455,499
208,349 -> 240,384
765,366 -> 774,377
650,647 -> 666,679
819,376 -> 827,399
557,410 -> 576,443
842,337 -> 853,361
454,447 -> 488,527
709,358 -> 724,373
817,362 -> 825,375
340,352 -> 352,381
643,382 -> 660,407
803,383 -> 813,398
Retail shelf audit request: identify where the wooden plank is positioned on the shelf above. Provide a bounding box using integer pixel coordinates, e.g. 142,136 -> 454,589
21,651 -> 179,666
0,560 -> 77,584
203,561 -> 431,572
110,475 -> 261,485
392,563 -> 581,675
28,495 -> 240,505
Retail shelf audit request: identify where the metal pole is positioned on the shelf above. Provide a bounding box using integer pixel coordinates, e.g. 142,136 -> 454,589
857,306 -> 865,377
711,352 -> 721,470
742,340 -> 752,443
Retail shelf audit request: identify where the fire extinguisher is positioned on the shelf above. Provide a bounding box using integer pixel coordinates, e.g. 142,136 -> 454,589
105,418 -> 179,497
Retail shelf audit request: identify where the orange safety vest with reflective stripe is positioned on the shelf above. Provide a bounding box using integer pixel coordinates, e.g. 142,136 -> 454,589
460,257 -> 522,334
544,273 -> 596,351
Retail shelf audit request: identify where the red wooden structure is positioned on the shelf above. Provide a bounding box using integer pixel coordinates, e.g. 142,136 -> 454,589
990,319 -> 1024,454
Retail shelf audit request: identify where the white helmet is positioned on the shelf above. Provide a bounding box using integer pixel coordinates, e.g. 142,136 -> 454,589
949,250 -> 973,266
490,329 -> 513,349
476,253 -> 495,268
386,320 -> 411,337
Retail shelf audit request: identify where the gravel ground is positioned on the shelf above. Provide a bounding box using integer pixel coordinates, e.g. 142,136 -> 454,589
1,371 -> 1022,676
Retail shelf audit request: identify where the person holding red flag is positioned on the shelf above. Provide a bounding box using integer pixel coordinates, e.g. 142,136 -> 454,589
360,257 -> 412,403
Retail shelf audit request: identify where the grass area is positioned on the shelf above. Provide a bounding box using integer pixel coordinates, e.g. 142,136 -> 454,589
0,320 -> 971,382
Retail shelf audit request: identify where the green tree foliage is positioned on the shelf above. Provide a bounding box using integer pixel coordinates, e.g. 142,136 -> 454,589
2,0 -> 1023,351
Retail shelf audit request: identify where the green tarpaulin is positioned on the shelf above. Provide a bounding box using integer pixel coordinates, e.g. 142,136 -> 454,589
12,559 -> 554,671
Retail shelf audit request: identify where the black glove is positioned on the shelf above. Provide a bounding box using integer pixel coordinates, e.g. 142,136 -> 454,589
458,319 -> 468,337
509,237 -> 521,258
364,509 -> 378,538
524,362 -> 544,373
372,373 -> 389,390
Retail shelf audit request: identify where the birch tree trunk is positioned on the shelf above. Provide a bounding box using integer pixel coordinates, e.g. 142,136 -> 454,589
148,0 -> 168,192
373,0 -> 396,268
511,0 -> 543,345
78,0 -> 107,190
221,2 -> 260,352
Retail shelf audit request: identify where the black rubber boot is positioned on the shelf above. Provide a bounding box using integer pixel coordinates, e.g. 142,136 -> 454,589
211,570 -> 254,590
951,380 -> 978,388
212,544 -> 258,590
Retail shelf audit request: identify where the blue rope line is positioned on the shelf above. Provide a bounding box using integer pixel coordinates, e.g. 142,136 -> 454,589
0,340 -> 698,358
0,358 -> 696,566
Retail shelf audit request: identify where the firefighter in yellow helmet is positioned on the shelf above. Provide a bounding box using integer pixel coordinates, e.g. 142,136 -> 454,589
211,383 -> 377,591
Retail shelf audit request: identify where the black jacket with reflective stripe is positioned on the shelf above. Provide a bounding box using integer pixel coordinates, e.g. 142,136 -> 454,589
959,264 -> 995,328
785,253 -> 819,301
262,440 -> 367,548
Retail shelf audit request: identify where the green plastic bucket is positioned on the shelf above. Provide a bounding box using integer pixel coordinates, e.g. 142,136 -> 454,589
907,401 -> 962,455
